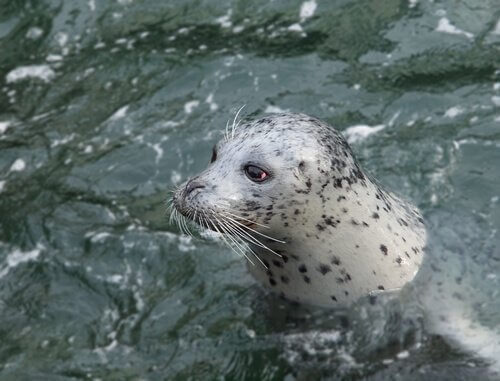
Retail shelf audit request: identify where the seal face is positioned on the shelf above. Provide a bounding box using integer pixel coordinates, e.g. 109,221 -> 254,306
172,113 -> 426,307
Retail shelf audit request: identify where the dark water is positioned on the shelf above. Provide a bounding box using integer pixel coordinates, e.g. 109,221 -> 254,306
1,0 -> 500,380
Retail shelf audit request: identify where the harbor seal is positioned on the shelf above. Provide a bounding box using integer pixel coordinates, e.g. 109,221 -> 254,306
172,113 -> 426,307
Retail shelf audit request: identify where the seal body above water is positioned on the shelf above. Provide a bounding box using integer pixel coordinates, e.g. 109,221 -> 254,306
173,113 -> 426,307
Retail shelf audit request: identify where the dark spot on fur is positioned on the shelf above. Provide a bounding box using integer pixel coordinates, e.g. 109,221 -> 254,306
303,275 -> 311,283
317,263 -> 332,275
269,278 -> 277,286
331,295 -> 337,302
281,275 -> 289,284
378,285 -> 385,290
380,244 -> 388,256
372,212 -> 379,219
298,264 -> 307,273
324,217 -> 337,227
396,256 -> 403,265
272,260 -> 283,268
331,256 -> 341,266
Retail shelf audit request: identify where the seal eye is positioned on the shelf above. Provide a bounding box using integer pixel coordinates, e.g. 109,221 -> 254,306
244,165 -> 269,183
210,146 -> 217,163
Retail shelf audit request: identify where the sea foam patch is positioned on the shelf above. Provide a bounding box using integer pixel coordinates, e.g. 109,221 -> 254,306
343,124 -> 386,144
6,64 -> 56,83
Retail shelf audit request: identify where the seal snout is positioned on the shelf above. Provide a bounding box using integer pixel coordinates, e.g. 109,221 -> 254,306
173,177 -> 206,219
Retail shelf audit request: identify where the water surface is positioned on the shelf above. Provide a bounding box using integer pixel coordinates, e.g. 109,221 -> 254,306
1,0 -> 500,379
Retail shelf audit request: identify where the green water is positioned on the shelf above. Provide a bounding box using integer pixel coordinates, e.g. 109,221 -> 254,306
1,0 -> 500,380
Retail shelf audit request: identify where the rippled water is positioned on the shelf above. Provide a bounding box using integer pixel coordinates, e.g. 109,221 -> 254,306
1,0 -> 500,379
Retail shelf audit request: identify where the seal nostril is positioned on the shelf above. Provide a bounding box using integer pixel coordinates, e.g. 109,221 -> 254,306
185,180 -> 205,195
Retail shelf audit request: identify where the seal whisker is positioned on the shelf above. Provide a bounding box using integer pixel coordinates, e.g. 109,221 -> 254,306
218,216 -> 267,268
231,105 -> 246,139
220,209 -> 271,229
225,118 -> 231,142
222,217 -> 283,258
173,209 -> 184,234
220,212 -> 286,244
211,213 -> 255,266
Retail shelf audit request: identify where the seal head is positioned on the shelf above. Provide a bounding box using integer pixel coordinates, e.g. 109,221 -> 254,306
173,113 -> 426,307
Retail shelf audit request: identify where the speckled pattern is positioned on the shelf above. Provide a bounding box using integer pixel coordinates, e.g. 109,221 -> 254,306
174,113 -> 426,307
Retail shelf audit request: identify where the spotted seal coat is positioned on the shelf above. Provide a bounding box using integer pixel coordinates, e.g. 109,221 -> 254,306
172,113 -> 426,307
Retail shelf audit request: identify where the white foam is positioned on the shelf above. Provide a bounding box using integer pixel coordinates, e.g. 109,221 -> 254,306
178,235 -> 195,252
0,121 -> 10,134
151,143 -> 164,164
409,0 -> 418,8
109,105 -> 129,121
205,93 -> 218,111
491,96 -> 500,106
88,0 -> 96,11
0,181 -> 5,193
288,23 -> 303,32
26,27 -> 43,40
162,120 -> 180,128
216,10 -> 233,28
0,247 -> 42,279
436,17 -> 473,39
6,65 -> 55,83
300,0 -> 317,21
51,133 -> 76,148
10,158 -> 26,172
184,100 -> 199,114
88,232 -> 112,243
55,32 -> 68,47
387,111 -> 401,127
233,25 -> 244,34
493,19 -> 500,35
265,105 -> 288,113
46,54 -> 63,62
444,106 -> 465,118
343,124 -> 386,144
396,350 -> 410,359
170,170 -> 182,184
82,145 -> 93,155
